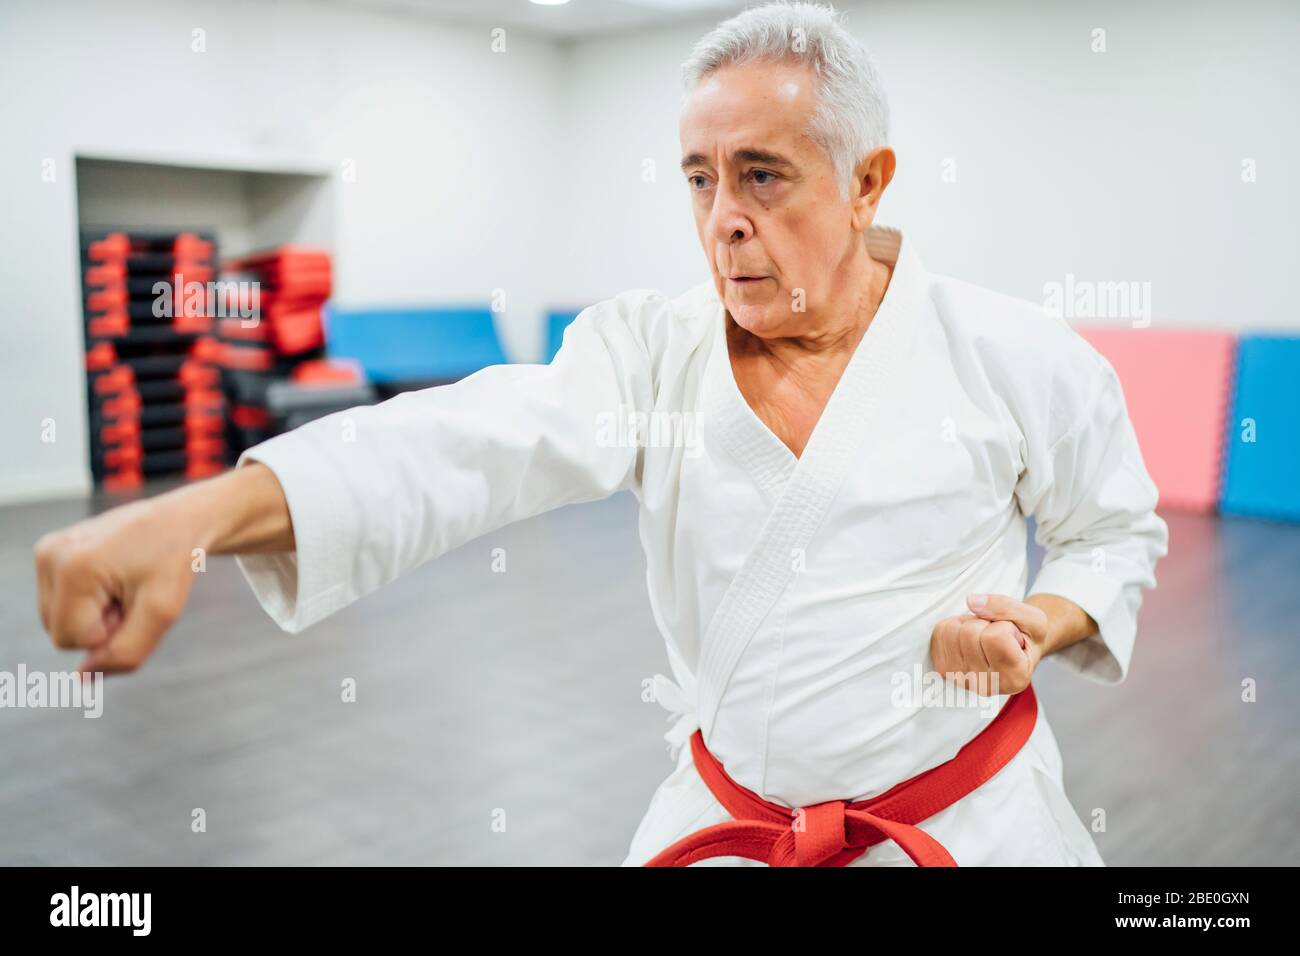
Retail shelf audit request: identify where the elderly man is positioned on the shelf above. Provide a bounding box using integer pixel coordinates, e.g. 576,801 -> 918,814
34,1 -> 1167,867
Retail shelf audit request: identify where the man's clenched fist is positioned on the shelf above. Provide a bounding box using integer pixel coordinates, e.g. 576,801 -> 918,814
929,593 -> 1050,696
34,495 -> 200,676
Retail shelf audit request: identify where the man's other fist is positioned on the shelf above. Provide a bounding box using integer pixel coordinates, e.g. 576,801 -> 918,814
928,593 -> 1049,696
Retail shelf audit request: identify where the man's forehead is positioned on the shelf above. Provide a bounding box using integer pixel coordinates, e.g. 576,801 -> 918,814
687,59 -> 812,107
679,61 -> 814,165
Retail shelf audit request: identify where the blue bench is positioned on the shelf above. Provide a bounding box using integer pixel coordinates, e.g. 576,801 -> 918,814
325,304 -> 508,385
545,309 -> 582,362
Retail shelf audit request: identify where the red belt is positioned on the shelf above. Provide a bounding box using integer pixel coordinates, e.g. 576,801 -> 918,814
645,684 -> 1038,867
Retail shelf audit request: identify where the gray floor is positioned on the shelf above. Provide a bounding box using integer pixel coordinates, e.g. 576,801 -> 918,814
1,487 -> 1297,865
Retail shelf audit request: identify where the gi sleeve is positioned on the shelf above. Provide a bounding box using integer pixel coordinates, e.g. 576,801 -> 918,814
233,291 -> 663,633
1014,347 -> 1170,684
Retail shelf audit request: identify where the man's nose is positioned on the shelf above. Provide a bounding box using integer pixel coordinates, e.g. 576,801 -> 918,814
709,179 -> 752,246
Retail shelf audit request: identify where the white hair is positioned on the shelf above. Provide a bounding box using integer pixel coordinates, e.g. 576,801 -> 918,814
681,1 -> 890,200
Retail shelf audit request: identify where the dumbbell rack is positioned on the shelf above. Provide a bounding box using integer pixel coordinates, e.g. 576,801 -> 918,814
79,229 -> 227,490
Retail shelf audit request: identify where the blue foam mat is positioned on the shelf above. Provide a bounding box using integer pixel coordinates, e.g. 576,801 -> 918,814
1220,335 -> 1300,522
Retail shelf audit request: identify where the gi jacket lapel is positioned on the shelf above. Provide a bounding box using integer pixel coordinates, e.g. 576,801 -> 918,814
695,227 -> 925,738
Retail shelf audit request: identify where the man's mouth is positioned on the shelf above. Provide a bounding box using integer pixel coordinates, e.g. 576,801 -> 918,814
728,275 -> 767,283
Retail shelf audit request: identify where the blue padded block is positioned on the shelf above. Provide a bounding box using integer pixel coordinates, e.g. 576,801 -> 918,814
325,304 -> 507,384
1220,335 -> 1300,522
545,310 -> 581,362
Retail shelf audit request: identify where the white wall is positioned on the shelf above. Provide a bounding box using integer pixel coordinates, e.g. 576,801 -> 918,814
2,0 -> 1296,503
554,0 -> 1300,320
76,159 -> 335,258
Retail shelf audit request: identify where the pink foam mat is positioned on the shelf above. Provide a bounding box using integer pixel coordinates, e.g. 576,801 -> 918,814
1074,327 -> 1235,513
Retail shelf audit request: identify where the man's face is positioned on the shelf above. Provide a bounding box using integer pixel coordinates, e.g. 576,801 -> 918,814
680,59 -> 864,338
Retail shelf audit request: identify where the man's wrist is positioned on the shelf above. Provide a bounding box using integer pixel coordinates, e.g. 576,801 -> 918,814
1025,592 -> 1098,658
167,462 -> 294,556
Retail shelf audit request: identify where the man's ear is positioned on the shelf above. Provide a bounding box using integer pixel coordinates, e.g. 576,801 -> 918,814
850,147 -> 896,231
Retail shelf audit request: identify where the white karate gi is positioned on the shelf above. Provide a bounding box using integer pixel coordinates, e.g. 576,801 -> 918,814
235,225 -> 1169,866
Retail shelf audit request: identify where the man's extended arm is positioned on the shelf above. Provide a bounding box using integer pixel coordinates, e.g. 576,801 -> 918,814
35,290 -> 662,674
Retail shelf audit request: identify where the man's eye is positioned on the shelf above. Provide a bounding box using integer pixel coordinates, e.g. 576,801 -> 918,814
751,169 -> 778,185
688,175 -> 710,190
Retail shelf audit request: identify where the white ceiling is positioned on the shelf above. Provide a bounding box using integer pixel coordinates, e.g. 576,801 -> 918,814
331,0 -> 749,39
